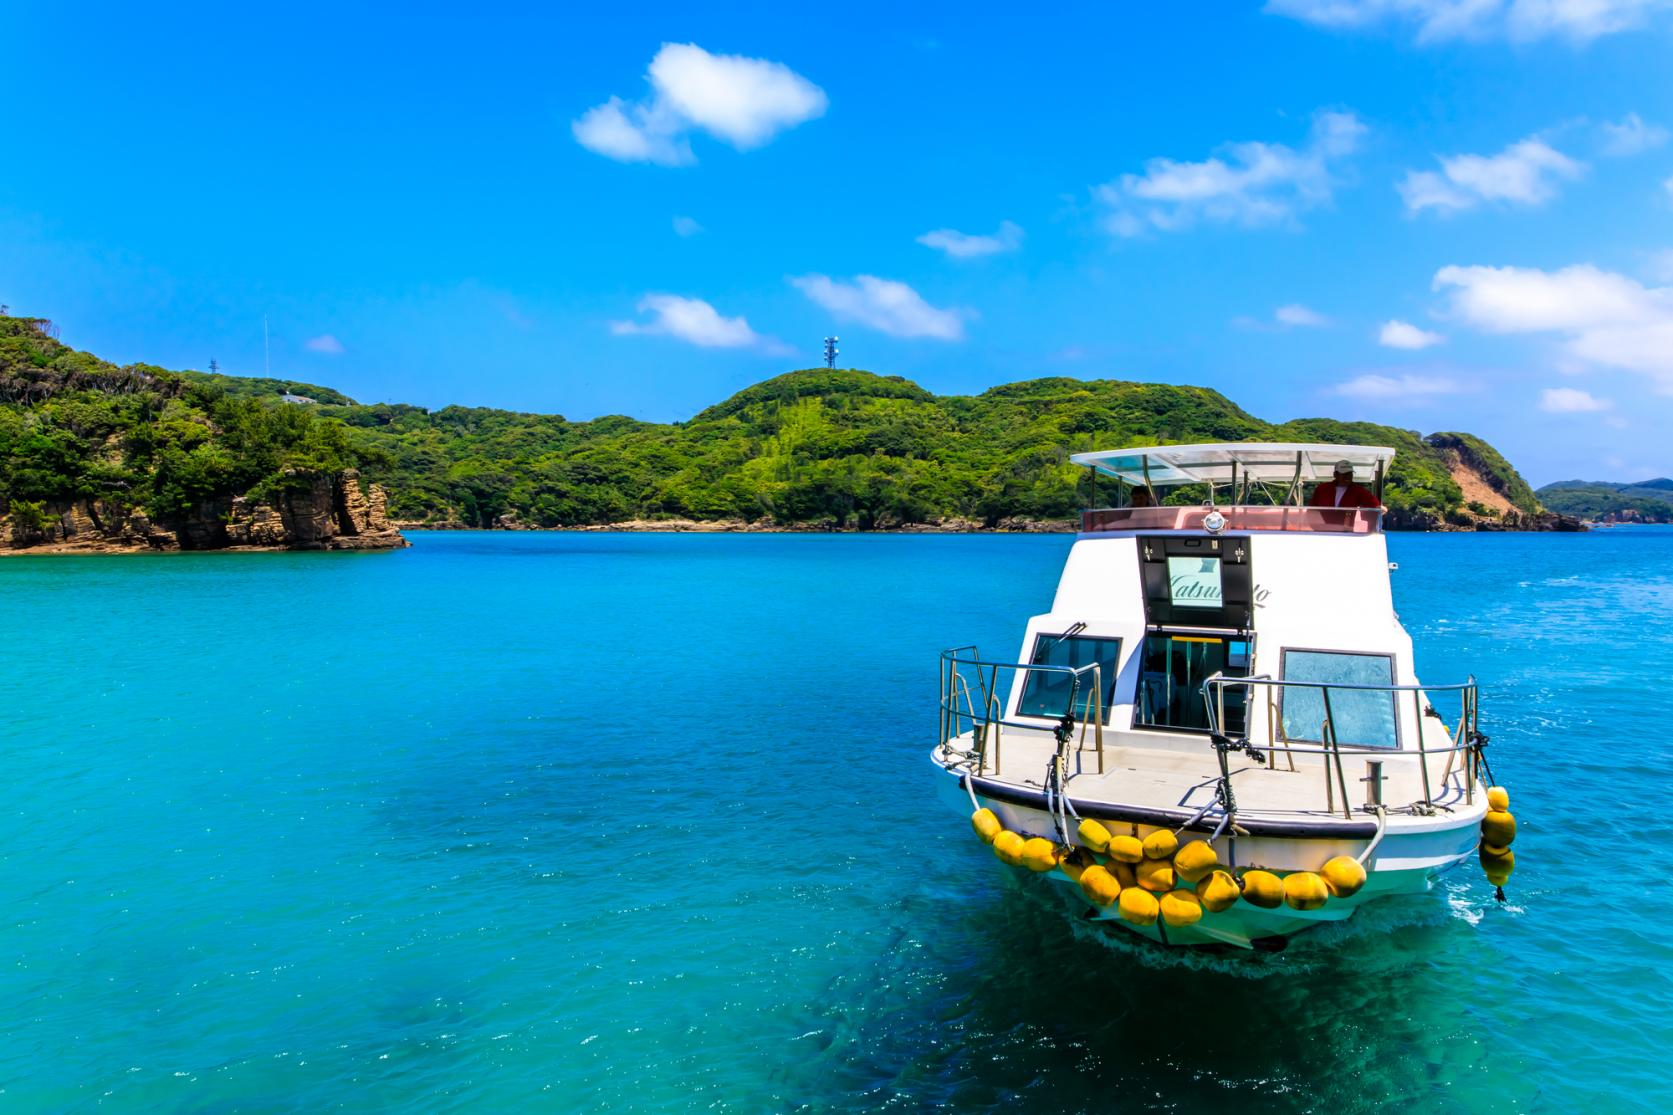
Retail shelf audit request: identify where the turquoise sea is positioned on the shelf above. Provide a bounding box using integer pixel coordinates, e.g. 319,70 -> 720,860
3,528 -> 1671,1112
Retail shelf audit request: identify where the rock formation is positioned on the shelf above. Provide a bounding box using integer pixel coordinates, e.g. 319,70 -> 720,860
2,470 -> 408,554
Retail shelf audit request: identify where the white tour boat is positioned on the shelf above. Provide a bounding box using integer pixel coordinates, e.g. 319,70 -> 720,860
934,443 -> 1518,950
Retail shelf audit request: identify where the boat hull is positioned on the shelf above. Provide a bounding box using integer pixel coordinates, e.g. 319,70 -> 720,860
937,766 -> 1483,949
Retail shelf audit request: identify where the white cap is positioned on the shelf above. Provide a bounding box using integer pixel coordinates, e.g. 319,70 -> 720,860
1333,460 -> 1353,474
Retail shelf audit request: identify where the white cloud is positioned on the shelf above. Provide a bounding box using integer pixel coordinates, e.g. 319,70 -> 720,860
304,334 -> 344,355
573,43 -> 826,166
1540,386 -> 1613,412
1434,262 -> 1673,390
1335,372 -> 1466,398
572,97 -> 692,165
1266,0 -> 1671,42
1095,110 -> 1365,236
1646,249 -> 1673,282
1276,303 -> 1331,327
672,215 -> 704,237
916,220 -> 1024,259
1399,136 -> 1584,214
1379,319 -> 1446,348
1599,112 -> 1669,156
610,293 -> 783,351
1664,174 -> 1673,200
792,275 -> 965,340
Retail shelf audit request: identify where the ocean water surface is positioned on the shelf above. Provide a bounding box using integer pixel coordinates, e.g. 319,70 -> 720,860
2,528 -> 1670,1112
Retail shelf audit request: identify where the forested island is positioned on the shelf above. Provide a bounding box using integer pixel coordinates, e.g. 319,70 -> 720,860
0,313 -> 1568,552
1536,478 -> 1673,523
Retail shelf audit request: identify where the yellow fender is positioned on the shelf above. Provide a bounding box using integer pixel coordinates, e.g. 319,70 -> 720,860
991,830 -> 1025,866
1080,864 -> 1121,908
1110,859 -> 1138,891
1077,818 -> 1113,854
1108,835 -> 1144,864
1481,810 -> 1517,848
1240,869 -> 1284,909
1480,845 -> 1514,886
971,808 -> 1002,845
1173,840 -> 1218,884
1160,890 -> 1203,927
1118,887 -> 1159,926
1020,837 -> 1059,873
1196,869 -> 1241,913
1283,872 -> 1330,911
1321,856 -> 1367,899
1136,857 -> 1177,893
1141,830 -> 1179,860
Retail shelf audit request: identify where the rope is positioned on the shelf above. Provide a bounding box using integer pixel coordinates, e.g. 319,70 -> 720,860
1173,797 -> 1222,838
1472,732 -> 1498,788
1042,751 -> 1075,847
1354,805 -> 1389,867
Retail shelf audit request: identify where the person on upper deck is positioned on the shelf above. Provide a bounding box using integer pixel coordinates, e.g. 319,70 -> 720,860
1307,460 -> 1381,508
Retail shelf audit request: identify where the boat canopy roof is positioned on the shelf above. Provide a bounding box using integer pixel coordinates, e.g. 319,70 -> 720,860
1069,442 -> 1396,489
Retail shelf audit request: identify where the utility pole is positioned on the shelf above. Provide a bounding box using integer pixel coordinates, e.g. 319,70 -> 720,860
823,336 -> 839,369
209,358 -> 219,374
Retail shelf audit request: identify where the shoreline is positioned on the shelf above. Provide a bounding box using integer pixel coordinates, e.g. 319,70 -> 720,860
393,514 -> 1583,535
393,517 -> 1078,535
0,538 -> 409,557
2,514 -> 1593,555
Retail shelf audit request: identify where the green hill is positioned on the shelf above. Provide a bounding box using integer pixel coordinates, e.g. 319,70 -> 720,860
1537,478 -> 1673,522
0,315 -> 357,531
0,312 -> 1547,534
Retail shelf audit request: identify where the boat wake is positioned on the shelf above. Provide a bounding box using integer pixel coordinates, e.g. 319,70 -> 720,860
1033,874 -> 1485,977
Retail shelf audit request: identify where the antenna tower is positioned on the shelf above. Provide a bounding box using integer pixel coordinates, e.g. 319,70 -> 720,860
823,336 -> 839,369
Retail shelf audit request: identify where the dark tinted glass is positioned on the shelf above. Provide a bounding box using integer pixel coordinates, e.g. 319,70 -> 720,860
1018,635 -> 1121,721
1134,633 -> 1250,733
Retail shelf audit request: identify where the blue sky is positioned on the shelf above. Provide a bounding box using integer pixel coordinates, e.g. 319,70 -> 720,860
4,1 -> 1673,485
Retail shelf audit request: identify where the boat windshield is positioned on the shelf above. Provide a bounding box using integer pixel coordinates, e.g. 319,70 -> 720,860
1279,649 -> 1399,748
1018,633 -> 1121,721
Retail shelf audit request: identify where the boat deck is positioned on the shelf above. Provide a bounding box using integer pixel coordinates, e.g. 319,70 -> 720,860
941,724 -> 1472,827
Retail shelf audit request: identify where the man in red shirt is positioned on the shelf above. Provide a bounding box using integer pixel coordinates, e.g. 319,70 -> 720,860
1308,460 -> 1381,508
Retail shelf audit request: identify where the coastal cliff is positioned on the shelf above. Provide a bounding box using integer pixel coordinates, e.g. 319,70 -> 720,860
2,469 -> 407,554
0,315 -> 406,555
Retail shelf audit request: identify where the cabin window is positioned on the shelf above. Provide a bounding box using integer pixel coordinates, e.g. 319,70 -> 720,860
1280,650 -> 1399,749
1017,634 -> 1121,721
1133,633 -> 1251,733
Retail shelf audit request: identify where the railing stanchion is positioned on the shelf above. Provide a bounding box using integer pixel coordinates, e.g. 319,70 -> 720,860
988,694 -> 1002,776
1320,687 -> 1353,820
938,655 -> 949,750
1411,688 -> 1433,810
1465,686 -> 1476,806
1095,664 -> 1105,774
1322,716 -> 1335,817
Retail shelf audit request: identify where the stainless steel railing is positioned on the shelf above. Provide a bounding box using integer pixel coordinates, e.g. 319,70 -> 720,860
938,647 -> 1105,777
1202,673 -> 1482,819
